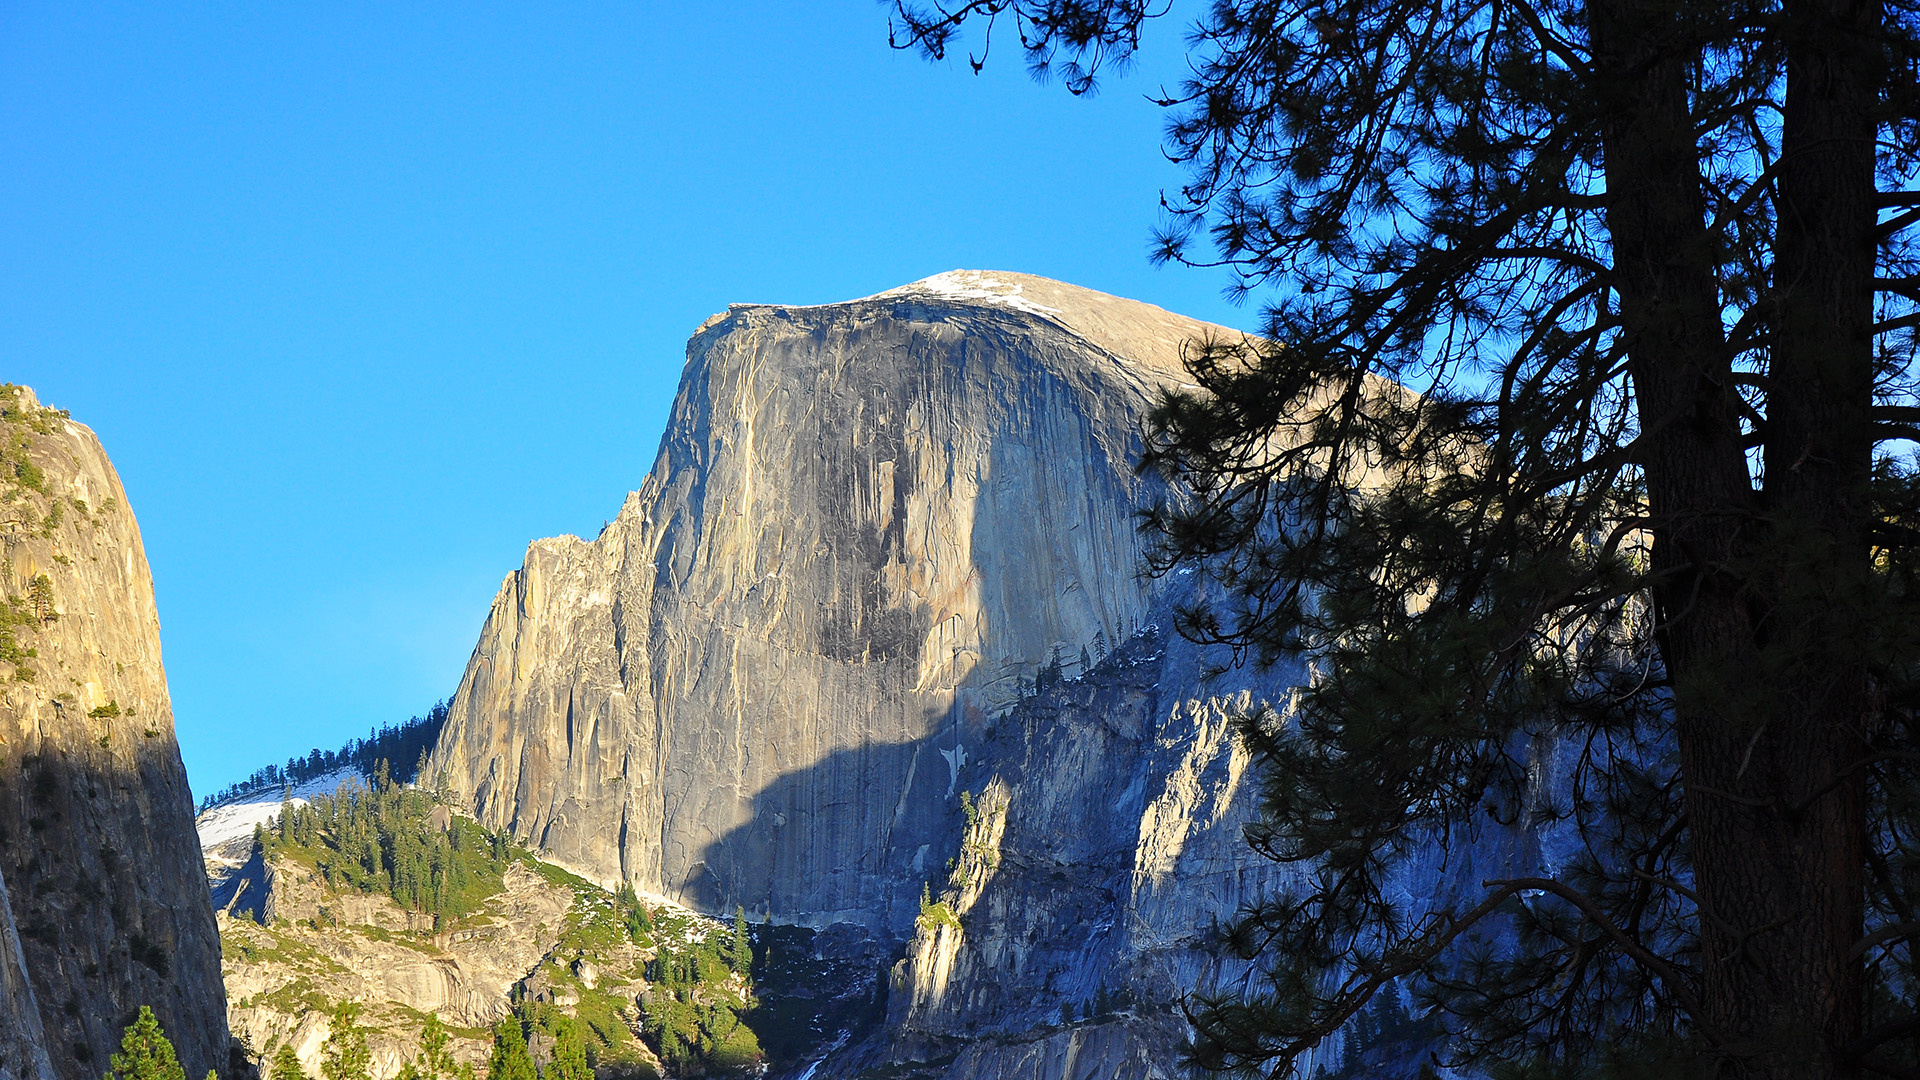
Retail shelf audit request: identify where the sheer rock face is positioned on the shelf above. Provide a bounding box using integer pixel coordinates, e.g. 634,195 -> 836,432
0,867 -> 57,1080
424,273 -> 1302,1075
0,388 -> 229,1080
425,272 -> 1242,934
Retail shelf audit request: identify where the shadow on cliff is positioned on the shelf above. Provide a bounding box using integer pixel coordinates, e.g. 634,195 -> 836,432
674,713 -> 987,1079
678,714 -> 973,941
676,635 -> 1146,943
670,311 -> 1173,940
0,743 -> 229,1080
684,623 -> 1213,1080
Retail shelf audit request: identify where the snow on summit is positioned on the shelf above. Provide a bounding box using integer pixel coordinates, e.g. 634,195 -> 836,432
867,270 -> 1064,316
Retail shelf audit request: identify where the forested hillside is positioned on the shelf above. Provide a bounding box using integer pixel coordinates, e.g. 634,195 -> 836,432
215,775 -> 866,1079
199,702 -> 449,811
262,765 -> 510,924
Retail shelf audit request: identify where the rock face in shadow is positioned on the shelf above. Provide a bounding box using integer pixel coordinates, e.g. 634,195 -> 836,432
0,866 -> 57,1080
0,387 -> 230,1079
841,607 -> 1301,1079
424,273 -> 1315,1075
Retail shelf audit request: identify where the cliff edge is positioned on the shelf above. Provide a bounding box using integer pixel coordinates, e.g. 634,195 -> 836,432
0,387 -> 230,1080
422,273 -> 1305,1076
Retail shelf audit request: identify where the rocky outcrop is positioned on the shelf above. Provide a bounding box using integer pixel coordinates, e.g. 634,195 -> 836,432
209,843 -> 276,927
424,271 -> 1243,935
0,387 -> 230,1079
219,855 -> 576,1075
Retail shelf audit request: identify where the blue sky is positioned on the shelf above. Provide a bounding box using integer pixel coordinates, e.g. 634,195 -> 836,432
1,2 -> 1253,794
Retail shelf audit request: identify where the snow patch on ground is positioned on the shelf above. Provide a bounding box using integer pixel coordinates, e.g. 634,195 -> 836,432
867,270 -> 1063,316
195,767 -> 362,857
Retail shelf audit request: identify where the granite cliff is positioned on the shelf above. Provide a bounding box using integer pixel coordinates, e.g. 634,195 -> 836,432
423,273 -> 1308,1076
847,612 -> 1292,1078
0,387 -> 230,1080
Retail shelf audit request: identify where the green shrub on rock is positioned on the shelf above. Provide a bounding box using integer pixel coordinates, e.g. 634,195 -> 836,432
270,1044 -> 307,1080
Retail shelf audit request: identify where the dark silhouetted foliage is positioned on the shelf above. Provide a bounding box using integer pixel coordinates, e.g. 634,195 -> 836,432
893,2 -> 1920,1078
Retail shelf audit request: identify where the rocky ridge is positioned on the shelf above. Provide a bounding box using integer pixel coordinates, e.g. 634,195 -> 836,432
0,386 -> 230,1080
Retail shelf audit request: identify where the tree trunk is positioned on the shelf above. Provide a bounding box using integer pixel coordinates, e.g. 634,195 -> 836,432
1594,0 -> 1876,1076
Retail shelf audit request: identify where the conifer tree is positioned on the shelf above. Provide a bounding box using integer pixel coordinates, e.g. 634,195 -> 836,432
416,1015 -> 456,1080
543,1019 -> 591,1080
319,1003 -> 371,1080
893,1 -> 1920,1077
483,1020 -> 534,1080
104,1007 -> 186,1080
729,906 -> 750,973
25,574 -> 54,626
269,1044 -> 306,1080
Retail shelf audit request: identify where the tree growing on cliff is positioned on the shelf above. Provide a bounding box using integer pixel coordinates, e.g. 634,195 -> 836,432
269,1044 -> 307,1080
414,1015 -> 457,1080
25,574 -> 54,626
105,1007 -> 187,1080
320,1003 -> 371,1080
894,1 -> 1920,1078
484,1019 -> 535,1080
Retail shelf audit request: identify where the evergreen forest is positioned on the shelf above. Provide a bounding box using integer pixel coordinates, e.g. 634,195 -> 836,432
627,900 -> 760,1074
263,761 -> 510,924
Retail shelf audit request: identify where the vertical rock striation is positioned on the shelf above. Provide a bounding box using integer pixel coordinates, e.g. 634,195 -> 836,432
425,272 -> 1238,929
0,387 -> 229,1080
848,605 -> 1304,1078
